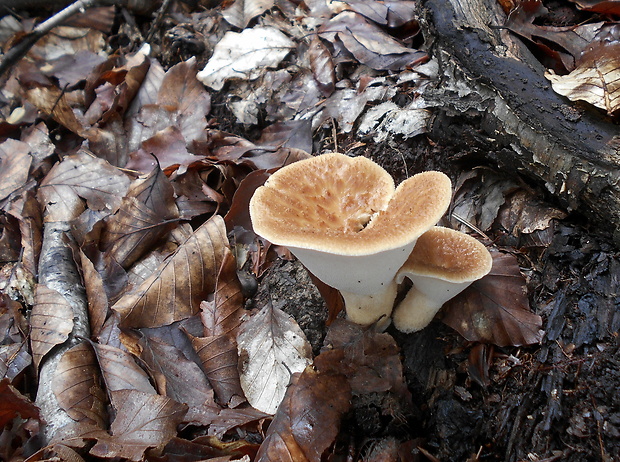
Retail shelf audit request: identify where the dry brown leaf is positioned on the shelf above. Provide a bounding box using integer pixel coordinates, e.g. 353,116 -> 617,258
442,251 -> 544,347
200,249 -> 244,338
546,41 -> 620,114
79,251 -> 109,338
190,334 -> 245,407
101,164 -> 179,269
24,86 -> 88,137
0,139 -> 31,201
52,342 -> 107,429
38,150 -> 131,222
255,366 -> 351,462
89,389 -> 187,461
138,334 -> 219,425
112,215 -> 228,328
0,378 -> 40,427
221,0 -> 275,28
92,342 -> 156,395
7,190 -> 42,278
30,284 -> 74,371
0,343 -> 32,382
207,407 -> 270,439
308,36 -> 336,97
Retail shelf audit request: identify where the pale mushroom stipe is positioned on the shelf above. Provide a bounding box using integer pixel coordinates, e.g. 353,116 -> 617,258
393,226 -> 493,333
248,152 -> 453,329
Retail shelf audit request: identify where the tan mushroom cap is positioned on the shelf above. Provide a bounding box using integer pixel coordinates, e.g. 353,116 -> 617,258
396,226 -> 493,284
249,153 -> 452,296
249,153 -> 452,256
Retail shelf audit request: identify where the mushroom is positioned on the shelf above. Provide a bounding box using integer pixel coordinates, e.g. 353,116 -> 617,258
392,226 -> 493,333
249,153 -> 452,327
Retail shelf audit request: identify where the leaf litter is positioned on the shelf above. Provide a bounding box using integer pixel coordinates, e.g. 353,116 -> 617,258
0,0 -> 617,460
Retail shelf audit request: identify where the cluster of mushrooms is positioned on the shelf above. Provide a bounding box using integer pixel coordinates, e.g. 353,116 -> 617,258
249,153 -> 492,333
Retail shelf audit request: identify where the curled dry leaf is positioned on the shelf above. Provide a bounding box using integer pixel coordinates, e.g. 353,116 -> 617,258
79,251 -> 108,339
138,334 -> 219,426
441,251 -> 544,347
38,150 -> 131,222
101,164 -> 179,269
546,41 -> 620,114
92,342 -> 156,395
52,342 -> 107,429
237,303 -> 313,414
0,343 -> 32,382
308,36 -> 336,97
190,334 -> 245,407
30,284 -> 74,371
255,366 -> 351,462
89,389 -> 188,461
197,26 -> 295,91
112,215 -> 228,328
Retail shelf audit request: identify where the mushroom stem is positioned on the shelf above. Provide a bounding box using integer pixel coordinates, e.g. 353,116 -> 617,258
342,280 -> 398,330
392,280 -> 470,333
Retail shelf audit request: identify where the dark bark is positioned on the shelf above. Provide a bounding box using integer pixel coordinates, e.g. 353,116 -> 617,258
420,0 -> 620,246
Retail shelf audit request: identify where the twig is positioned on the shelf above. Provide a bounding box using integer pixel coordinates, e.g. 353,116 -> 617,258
0,0 -> 116,78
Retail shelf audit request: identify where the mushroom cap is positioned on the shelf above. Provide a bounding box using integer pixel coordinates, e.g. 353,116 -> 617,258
396,226 -> 493,285
249,153 -> 452,294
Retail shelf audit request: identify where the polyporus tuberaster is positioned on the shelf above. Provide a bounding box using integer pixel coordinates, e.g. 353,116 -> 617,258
393,226 -> 493,333
249,153 -> 452,327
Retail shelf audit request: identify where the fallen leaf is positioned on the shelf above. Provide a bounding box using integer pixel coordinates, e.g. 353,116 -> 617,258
30,284 -> 74,371
0,378 -> 40,427
52,342 -> 107,428
112,215 -> 228,328
37,150 -> 131,222
88,389 -> 187,461
221,0 -> 275,28
0,342 -> 32,382
255,366 -> 351,461
0,139 -> 32,201
546,41 -> 620,114
208,407 -> 270,438
92,342 -> 156,395
101,163 -> 179,269
139,334 -> 219,426
197,26 -> 295,91
442,251 -> 544,347
308,36 -> 336,97
237,302 -> 313,414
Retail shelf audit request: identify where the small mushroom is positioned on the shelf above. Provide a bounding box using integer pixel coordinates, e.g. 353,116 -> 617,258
392,226 -> 493,333
249,153 -> 452,326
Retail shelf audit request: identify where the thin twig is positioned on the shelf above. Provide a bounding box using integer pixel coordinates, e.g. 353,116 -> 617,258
0,0 -> 116,78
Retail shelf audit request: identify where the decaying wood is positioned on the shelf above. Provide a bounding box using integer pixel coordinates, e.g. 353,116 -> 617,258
419,0 -> 620,245
34,221 -> 90,445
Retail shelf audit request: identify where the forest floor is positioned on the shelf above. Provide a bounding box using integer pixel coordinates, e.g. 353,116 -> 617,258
0,1 -> 618,462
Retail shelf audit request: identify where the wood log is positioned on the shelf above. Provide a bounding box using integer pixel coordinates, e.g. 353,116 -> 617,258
419,0 -> 620,244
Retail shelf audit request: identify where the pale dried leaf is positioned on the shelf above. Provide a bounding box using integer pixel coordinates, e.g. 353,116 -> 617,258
237,303 -> 313,414
197,26 -> 294,91
308,36 -> 335,97
30,284 -> 74,371
112,215 -> 228,328
546,42 -> 620,114
0,139 -> 31,201
221,0 -> 275,28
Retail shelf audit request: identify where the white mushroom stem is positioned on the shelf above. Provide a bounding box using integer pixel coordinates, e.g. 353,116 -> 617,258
392,276 -> 472,333
342,280 -> 398,330
392,226 -> 493,334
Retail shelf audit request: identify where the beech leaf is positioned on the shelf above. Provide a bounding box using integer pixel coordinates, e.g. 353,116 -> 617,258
221,0 -> 275,28
30,284 -> 74,371
0,378 -> 40,427
92,342 -> 157,395
0,139 -> 32,201
255,366 -> 351,462
442,251 -> 544,347
52,342 -> 107,428
197,26 -> 295,91
89,389 -> 187,461
112,215 -> 228,328
237,303 -> 313,414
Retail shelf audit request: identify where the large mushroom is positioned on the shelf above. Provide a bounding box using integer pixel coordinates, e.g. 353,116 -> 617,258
249,153 -> 452,326
392,226 -> 493,333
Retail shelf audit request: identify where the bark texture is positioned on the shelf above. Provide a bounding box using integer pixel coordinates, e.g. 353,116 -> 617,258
420,0 -> 620,245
